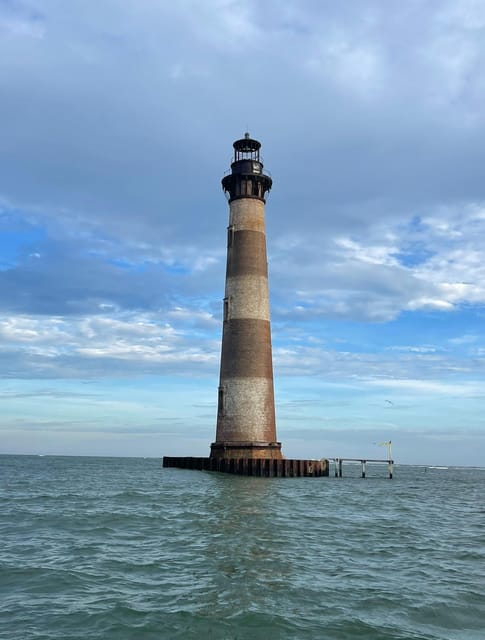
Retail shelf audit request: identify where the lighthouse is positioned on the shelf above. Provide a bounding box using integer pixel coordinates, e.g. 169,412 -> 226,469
210,134 -> 282,461
162,135 -> 328,476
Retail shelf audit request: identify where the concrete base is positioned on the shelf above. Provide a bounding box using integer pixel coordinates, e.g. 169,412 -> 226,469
210,441 -> 282,460
163,456 -> 329,477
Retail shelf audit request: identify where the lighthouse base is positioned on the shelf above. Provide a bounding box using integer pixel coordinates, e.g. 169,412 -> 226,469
210,441 -> 282,460
163,456 -> 329,477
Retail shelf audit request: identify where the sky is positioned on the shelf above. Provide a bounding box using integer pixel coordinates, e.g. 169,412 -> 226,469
1,0 -> 485,466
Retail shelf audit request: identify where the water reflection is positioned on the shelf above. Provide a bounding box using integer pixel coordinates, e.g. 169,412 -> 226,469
191,474 -> 318,620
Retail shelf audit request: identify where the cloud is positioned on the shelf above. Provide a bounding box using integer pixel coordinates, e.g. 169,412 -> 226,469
387,346 -> 439,354
269,201 -> 485,322
361,377 -> 484,396
0,311 -> 219,378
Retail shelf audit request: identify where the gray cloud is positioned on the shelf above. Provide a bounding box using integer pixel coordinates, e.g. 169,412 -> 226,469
1,1 -> 484,239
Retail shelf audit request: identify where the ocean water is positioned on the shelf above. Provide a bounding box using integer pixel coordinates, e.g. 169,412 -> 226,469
0,456 -> 484,640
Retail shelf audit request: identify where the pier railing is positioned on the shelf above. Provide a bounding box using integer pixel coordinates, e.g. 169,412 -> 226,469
329,457 -> 394,479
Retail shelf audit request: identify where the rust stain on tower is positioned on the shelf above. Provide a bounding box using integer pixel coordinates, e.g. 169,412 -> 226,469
210,134 -> 283,461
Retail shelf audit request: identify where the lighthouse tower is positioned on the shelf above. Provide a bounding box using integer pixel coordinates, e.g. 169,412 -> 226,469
210,134 -> 282,461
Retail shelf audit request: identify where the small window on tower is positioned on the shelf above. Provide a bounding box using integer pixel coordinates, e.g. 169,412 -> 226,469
218,387 -> 225,416
227,225 -> 234,247
223,297 -> 229,321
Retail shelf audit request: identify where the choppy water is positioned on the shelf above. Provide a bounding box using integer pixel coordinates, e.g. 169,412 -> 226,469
0,456 -> 484,639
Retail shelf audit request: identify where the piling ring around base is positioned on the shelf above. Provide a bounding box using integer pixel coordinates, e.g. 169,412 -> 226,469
162,456 -> 329,477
